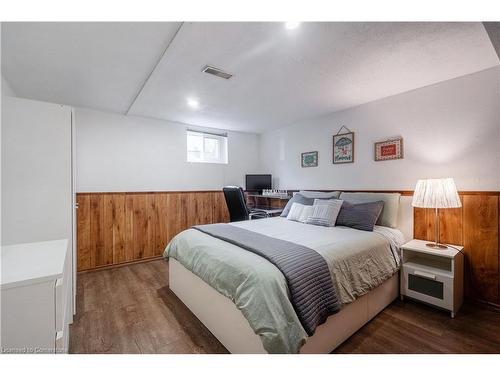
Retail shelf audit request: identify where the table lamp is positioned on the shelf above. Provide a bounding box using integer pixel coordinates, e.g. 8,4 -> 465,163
411,178 -> 462,249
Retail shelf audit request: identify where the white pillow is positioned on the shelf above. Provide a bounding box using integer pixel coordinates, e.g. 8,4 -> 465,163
306,199 -> 343,227
298,205 -> 314,223
314,198 -> 344,208
286,202 -> 306,222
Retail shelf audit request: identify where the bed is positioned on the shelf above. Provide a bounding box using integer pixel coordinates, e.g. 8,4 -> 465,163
164,193 -> 413,354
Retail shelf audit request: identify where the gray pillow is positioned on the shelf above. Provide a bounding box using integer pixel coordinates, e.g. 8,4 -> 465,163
280,193 -> 315,217
336,201 -> 384,231
339,192 -> 400,228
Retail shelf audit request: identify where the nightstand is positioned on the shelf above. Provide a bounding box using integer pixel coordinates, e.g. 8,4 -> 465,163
400,239 -> 464,318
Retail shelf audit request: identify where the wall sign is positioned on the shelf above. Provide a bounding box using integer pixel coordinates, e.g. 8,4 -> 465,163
333,129 -> 354,164
301,151 -> 318,167
374,137 -> 404,161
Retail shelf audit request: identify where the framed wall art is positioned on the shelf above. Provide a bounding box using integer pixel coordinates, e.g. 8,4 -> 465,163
333,129 -> 354,164
374,137 -> 404,161
301,151 -> 318,167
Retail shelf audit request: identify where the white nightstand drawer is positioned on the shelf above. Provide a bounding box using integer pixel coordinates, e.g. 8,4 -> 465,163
402,263 -> 453,310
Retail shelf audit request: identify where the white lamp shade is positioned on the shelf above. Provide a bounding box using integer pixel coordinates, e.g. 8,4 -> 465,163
412,178 -> 462,208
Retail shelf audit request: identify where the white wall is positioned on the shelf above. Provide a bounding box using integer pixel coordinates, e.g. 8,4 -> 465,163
2,21 -> 15,97
260,67 -> 500,191
76,108 -> 262,192
2,75 -> 15,97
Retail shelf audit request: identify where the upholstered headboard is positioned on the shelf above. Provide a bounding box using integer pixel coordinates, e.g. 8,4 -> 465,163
295,190 -> 414,240
396,195 -> 413,241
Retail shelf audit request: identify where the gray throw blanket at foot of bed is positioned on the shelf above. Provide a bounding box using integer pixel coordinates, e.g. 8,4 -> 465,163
193,223 -> 341,336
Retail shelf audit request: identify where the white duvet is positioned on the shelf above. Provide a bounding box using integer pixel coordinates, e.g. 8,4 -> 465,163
230,217 -> 405,303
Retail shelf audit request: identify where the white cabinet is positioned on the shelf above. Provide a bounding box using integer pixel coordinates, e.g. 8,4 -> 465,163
1,240 -> 71,353
1,96 -> 76,314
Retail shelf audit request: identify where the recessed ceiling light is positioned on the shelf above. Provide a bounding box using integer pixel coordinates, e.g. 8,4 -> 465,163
187,98 -> 199,109
285,22 -> 301,30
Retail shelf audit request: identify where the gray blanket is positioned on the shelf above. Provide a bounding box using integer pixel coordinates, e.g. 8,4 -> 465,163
193,223 -> 341,336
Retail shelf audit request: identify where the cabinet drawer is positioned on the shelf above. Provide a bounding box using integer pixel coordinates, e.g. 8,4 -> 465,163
402,263 -> 453,310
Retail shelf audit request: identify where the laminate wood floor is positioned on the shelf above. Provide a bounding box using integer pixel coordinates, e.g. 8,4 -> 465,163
69,259 -> 500,354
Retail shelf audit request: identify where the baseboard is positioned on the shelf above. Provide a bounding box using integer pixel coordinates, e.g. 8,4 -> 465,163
77,256 -> 164,273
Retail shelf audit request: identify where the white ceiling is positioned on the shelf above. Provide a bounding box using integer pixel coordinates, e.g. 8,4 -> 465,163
2,22 -> 499,133
1,22 -> 182,113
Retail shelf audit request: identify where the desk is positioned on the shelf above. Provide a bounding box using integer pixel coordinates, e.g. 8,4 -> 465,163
251,207 -> 284,217
245,193 -> 290,212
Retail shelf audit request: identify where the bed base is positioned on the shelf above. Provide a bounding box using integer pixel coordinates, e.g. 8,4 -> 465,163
169,258 -> 399,354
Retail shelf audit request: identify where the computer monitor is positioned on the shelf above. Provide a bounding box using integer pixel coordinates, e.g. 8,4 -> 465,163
245,174 -> 272,192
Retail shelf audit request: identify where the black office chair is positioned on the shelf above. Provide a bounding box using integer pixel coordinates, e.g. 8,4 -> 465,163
222,186 -> 269,222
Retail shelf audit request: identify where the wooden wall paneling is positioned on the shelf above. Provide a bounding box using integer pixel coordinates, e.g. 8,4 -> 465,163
90,194 -> 106,268
126,194 -> 144,261
126,194 -> 157,261
76,194 -> 91,271
154,193 -> 169,256
145,194 -> 157,258
413,208 -> 427,241
212,192 -> 229,223
414,205 -> 463,246
102,194 -> 126,265
463,195 -> 499,304
167,193 -> 189,241
187,192 -> 213,227
439,204 -> 463,246
124,195 -> 134,262
413,207 -> 437,242
425,208 -> 437,243
186,193 -> 196,228
204,193 -> 216,224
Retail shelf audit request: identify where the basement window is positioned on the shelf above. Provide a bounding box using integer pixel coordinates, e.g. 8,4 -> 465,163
187,130 -> 228,164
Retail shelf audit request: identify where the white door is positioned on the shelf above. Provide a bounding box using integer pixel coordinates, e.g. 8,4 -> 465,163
1,96 -> 74,313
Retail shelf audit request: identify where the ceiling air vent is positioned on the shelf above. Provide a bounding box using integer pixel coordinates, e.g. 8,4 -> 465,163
202,65 -> 233,80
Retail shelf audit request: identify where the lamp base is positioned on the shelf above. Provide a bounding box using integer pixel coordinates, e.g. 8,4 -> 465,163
425,243 -> 448,250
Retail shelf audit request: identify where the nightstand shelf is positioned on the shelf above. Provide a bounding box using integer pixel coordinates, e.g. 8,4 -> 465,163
400,239 -> 464,318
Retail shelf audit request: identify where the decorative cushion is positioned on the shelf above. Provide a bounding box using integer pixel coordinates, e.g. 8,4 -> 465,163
313,198 -> 343,207
286,203 -> 307,222
306,200 -> 343,227
339,192 -> 400,228
280,193 -> 315,217
336,200 -> 385,231
298,205 -> 314,223
299,190 -> 341,199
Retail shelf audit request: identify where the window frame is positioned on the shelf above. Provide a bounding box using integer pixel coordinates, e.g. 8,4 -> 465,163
186,129 -> 228,164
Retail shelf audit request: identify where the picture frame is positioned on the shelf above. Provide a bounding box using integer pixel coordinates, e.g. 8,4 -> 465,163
374,137 -> 404,161
301,151 -> 318,167
333,132 -> 354,164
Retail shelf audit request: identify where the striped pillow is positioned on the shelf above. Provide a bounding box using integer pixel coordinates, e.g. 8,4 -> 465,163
306,200 -> 343,227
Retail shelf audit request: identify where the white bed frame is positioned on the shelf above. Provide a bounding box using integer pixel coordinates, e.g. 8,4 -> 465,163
169,196 -> 413,354
170,259 -> 398,353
